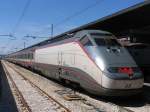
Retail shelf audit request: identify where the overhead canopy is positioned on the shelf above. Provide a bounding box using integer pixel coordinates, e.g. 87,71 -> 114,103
62,1 -> 150,35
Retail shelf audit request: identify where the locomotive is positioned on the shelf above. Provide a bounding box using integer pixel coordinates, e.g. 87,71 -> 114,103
6,30 -> 144,96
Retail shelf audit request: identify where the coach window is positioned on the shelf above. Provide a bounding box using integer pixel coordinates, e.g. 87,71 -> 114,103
23,54 -> 25,59
28,53 -> 30,59
25,54 -> 26,59
30,53 -> 32,59
25,54 -> 27,59
80,36 -> 93,46
29,53 -> 32,59
31,53 -> 33,59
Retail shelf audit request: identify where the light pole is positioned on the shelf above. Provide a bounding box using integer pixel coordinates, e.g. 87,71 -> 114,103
51,24 -> 53,39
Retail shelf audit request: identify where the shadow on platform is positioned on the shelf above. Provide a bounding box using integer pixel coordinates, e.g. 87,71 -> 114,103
93,84 -> 150,108
80,82 -> 150,108
109,84 -> 150,107
0,61 -> 18,112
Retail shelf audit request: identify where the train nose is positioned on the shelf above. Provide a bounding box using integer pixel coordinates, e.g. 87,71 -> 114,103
106,67 -> 143,79
101,73 -> 144,90
100,66 -> 144,91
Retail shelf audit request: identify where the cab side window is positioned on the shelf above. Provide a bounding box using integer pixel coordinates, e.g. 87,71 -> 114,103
80,36 -> 93,46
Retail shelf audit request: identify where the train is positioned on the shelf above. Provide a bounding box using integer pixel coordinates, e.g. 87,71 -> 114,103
6,30 -> 144,96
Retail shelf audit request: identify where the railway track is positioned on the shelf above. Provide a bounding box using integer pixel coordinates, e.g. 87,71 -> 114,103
3,61 -> 149,112
2,61 -> 71,112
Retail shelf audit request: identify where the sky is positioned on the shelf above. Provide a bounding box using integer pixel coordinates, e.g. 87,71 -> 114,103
0,0 -> 144,54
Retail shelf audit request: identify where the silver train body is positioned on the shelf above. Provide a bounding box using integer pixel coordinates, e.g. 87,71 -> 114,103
6,30 -> 144,96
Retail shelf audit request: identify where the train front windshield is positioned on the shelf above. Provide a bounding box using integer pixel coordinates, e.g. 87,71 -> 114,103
94,38 -> 121,47
90,33 -> 121,47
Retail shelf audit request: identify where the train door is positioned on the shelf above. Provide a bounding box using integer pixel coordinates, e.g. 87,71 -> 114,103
57,52 -> 63,79
28,49 -> 35,70
57,52 -> 62,66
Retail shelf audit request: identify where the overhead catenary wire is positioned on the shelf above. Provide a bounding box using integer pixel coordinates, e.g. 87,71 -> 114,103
54,0 -> 104,28
6,0 -> 104,54
4,0 -> 32,54
14,0 -> 104,52
36,0 -> 104,36
12,0 -> 32,35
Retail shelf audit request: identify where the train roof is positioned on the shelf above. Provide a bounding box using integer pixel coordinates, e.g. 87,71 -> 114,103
19,30 -> 112,51
74,30 -> 112,37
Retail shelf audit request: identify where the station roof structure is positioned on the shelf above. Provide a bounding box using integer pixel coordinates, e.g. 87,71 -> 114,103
61,0 -> 150,35
27,1 -> 150,49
